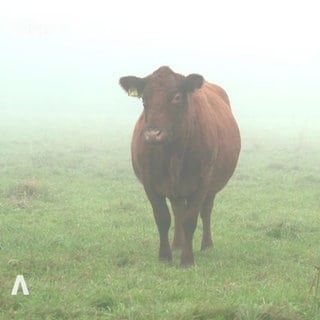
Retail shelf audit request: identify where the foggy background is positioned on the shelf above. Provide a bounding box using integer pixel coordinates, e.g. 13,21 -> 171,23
1,0 -> 319,129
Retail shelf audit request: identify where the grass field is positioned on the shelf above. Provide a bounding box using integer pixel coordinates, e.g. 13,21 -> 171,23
0,111 -> 319,319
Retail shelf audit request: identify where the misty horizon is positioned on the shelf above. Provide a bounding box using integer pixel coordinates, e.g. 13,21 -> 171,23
1,1 -> 319,129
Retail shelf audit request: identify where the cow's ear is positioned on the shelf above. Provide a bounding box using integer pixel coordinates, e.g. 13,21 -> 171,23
184,74 -> 204,93
119,76 -> 146,97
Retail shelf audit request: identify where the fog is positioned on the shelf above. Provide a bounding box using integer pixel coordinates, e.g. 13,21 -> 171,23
1,0 -> 320,131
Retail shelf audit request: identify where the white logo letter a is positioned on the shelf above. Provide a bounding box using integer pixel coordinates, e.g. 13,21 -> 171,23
11,275 -> 30,295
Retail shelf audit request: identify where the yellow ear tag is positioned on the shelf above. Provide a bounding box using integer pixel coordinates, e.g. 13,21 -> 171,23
128,87 -> 139,97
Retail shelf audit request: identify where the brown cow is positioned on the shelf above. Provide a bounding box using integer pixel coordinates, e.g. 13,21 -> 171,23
119,66 -> 241,267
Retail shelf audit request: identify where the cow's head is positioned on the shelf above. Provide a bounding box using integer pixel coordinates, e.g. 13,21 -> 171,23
119,66 -> 203,146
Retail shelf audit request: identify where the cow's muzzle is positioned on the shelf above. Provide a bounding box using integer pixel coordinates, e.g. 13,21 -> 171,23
144,128 -> 166,145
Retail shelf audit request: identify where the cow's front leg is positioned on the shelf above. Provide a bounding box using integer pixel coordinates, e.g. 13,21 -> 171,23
146,189 -> 172,262
180,182 -> 210,267
180,214 -> 198,267
170,198 -> 187,251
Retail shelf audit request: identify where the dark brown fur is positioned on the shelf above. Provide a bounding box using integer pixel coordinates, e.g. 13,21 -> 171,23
119,66 -> 241,267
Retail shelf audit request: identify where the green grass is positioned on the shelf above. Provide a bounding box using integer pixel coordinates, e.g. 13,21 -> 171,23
0,111 -> 319,319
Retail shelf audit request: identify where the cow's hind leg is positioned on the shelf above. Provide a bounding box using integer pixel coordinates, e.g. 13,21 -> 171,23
200,193 -> 215,250
146,190 -> 172,262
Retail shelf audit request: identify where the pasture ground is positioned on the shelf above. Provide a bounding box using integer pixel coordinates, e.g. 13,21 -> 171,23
0,111 -> 319,319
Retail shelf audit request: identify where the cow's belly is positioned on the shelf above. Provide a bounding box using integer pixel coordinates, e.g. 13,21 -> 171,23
151,171 -> 201,198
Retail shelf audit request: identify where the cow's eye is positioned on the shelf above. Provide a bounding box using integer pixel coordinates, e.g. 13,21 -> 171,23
171,92 -> 182,105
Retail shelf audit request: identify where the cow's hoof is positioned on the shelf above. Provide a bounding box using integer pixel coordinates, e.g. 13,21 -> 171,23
159,252 -> 172,262
201,240 -> 214,251
180,260 -> 195,268
180,255 -> 194,268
